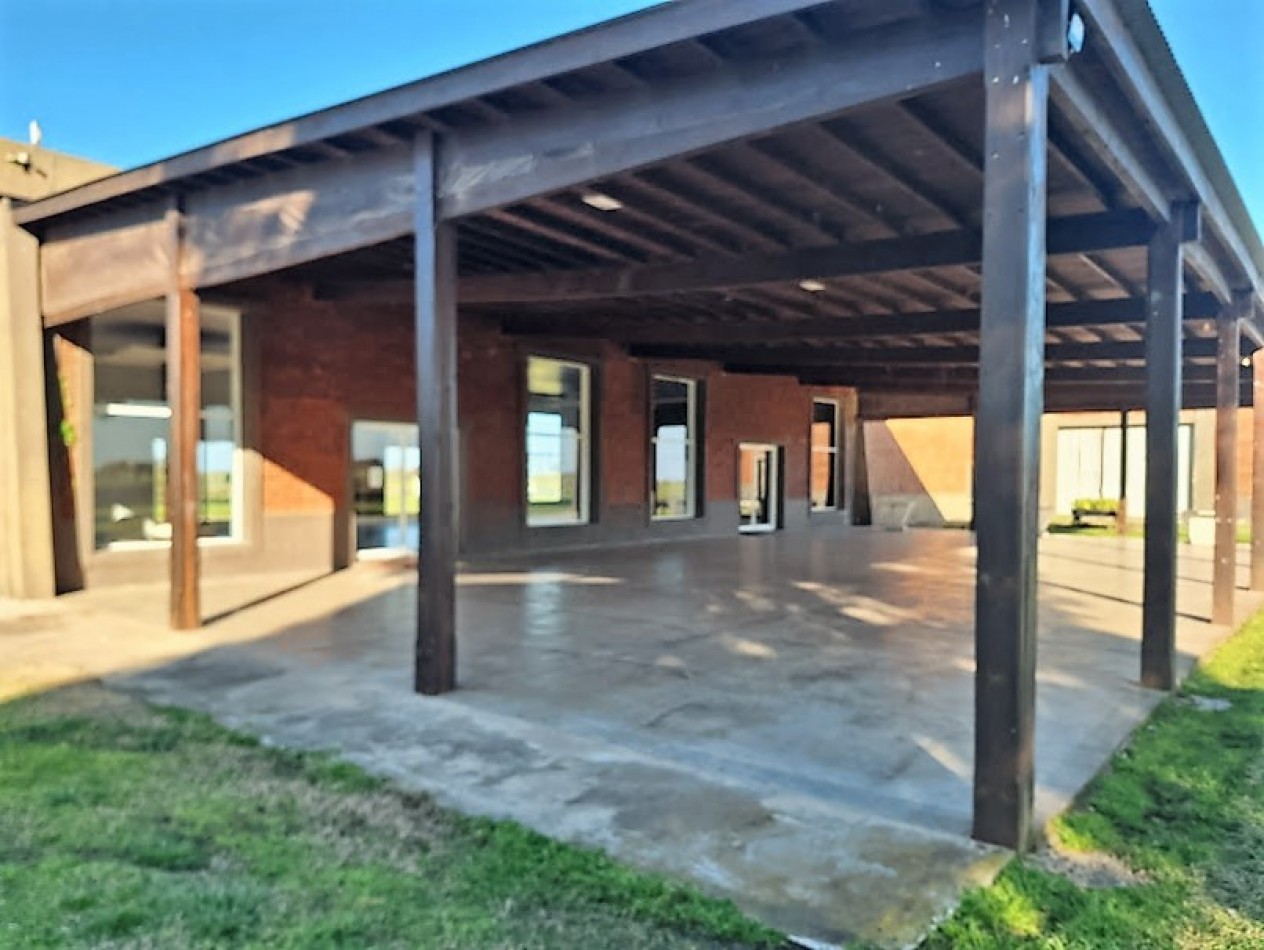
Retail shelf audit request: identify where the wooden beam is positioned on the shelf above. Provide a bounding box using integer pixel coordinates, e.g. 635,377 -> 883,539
435,6 -> 985,219
165,205 -> 201,630
183,146 -> 415,289
1142,208 -> 1185,691
499,292 -> 1222,343
1074,0 -> 1263,314
1252,354 -> 1264,591
457,211 -> 1153,305
973,0 -> 1047,854
41,200 -> 172,326
786,368 -> 1229,398
1213,297 -> 1245,624
635,338 -> 1219,367
414,133 -> 459,696
1050,66 -> 1174,226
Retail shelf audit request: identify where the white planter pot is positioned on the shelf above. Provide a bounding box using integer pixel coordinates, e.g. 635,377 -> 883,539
1188,513 -> 1216,547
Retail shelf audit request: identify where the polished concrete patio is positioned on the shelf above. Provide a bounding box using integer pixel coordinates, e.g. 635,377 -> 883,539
3,528 -> 1257,947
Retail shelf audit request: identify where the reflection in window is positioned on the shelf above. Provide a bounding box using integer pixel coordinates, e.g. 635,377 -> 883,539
351,420 -> 420,553
651,376 -> 698,520
525,357 -> 589,526
811,399 -> 840,511
92,305 -> 241,548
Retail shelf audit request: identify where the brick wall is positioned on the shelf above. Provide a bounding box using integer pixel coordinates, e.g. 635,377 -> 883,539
256,287 -> 415,514
252,289 -> 855,557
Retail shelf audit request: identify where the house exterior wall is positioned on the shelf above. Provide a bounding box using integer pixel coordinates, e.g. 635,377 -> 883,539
862,408 -> 1255,531
69,286 -> 858,588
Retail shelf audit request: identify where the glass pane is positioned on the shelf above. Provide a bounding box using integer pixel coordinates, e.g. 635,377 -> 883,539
811,401 -> 837,510
198,320 -> 236,539
653,439 -> 691,518
352,421 -> 420,552
92,305 -> 239,548
94,408 -> 170,546
526,358 -> 587,526
651,377 -> 694,519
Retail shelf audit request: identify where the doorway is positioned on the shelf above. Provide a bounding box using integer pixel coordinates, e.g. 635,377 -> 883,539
738,443 -> 779,534
351,421 -> 420,557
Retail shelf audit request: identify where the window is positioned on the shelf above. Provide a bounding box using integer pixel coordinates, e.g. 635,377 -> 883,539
650,375 -> 699,520
811,399 -> 840,511
92,305 -> 242,549
525,357 -> 590,526
1054,423 -> 1193,516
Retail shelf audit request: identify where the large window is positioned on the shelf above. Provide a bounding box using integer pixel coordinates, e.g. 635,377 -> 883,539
650,375 -> 699,520
92,305 -> 241,549
525,357 -> 590,527
1055,423 -> 1193,516
811,399 -> 841,511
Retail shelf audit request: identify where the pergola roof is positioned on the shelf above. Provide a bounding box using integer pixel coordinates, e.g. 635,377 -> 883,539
15,0 -> 1264,409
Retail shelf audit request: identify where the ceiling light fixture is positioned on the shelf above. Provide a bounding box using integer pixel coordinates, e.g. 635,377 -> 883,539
799,279 -> 827,293
581,192 -> 623,212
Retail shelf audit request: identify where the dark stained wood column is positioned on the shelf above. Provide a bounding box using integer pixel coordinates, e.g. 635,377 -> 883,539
414,132 -> 459,695
1212,299 -> 1243,624
1117,410 -> 1129,535
972,0 -> 1053,852
1253,352 -> 1264,590
1141,211 -> 1186,689
165,206 -> 202,630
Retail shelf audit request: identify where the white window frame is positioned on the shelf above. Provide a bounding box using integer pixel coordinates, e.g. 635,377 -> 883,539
650,374 -> 699,522
97,306 -> 244,551
810,397 -> 841,512
525,356 -> 591,528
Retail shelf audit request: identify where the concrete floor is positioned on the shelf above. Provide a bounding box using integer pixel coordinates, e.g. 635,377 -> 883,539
3,528 -> 1257,947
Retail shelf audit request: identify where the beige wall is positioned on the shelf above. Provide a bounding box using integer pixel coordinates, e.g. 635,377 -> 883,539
863,408 -> 1255,529
0,138 -> 113,202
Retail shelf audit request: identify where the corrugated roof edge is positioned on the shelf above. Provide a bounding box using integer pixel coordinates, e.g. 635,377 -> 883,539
1121,0 -> 1264,284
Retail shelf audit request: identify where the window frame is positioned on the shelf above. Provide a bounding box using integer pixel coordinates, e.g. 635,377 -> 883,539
524,355 -> 593,528
93,306 -> 245,552
810,397 -> 841,513
648,373 -> 700,522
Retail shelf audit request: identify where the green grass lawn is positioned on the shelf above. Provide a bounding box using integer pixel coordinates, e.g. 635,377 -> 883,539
924,612 -> 1264,949
0,686 -> 781,949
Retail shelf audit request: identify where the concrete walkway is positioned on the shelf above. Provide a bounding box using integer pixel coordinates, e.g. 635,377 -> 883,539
1,529 -> 1257,947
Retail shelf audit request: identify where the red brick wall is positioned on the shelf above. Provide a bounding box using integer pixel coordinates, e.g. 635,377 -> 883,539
257,288 -> 415,514
253,287 -> 855,549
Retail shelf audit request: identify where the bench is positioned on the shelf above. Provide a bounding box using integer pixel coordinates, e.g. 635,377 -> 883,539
1071,505 -> 1118,528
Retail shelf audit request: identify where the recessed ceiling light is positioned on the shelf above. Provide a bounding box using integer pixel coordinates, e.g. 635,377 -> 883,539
799,279 -> 827,293
581,192 -> 623,212
1242,356 -> 1253,368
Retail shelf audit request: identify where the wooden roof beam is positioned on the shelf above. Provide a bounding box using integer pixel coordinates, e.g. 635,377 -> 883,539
497,292 -> 1222,342
639,337 -> 1222,368
460,210 -> 1154,304
435,6 -> 986,219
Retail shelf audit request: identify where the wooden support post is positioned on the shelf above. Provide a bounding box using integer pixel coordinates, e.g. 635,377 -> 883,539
165,206 -> 202,630
1212,300 -> 1242,624
1141,211 -> 1186,689
1116,410 -> 1130,534
1253,354 -> 1264,590
972,0 -> 1050,852
414,132 -> 459,696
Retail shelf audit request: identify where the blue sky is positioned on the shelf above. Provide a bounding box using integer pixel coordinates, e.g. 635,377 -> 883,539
1,0 -> 1260,235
